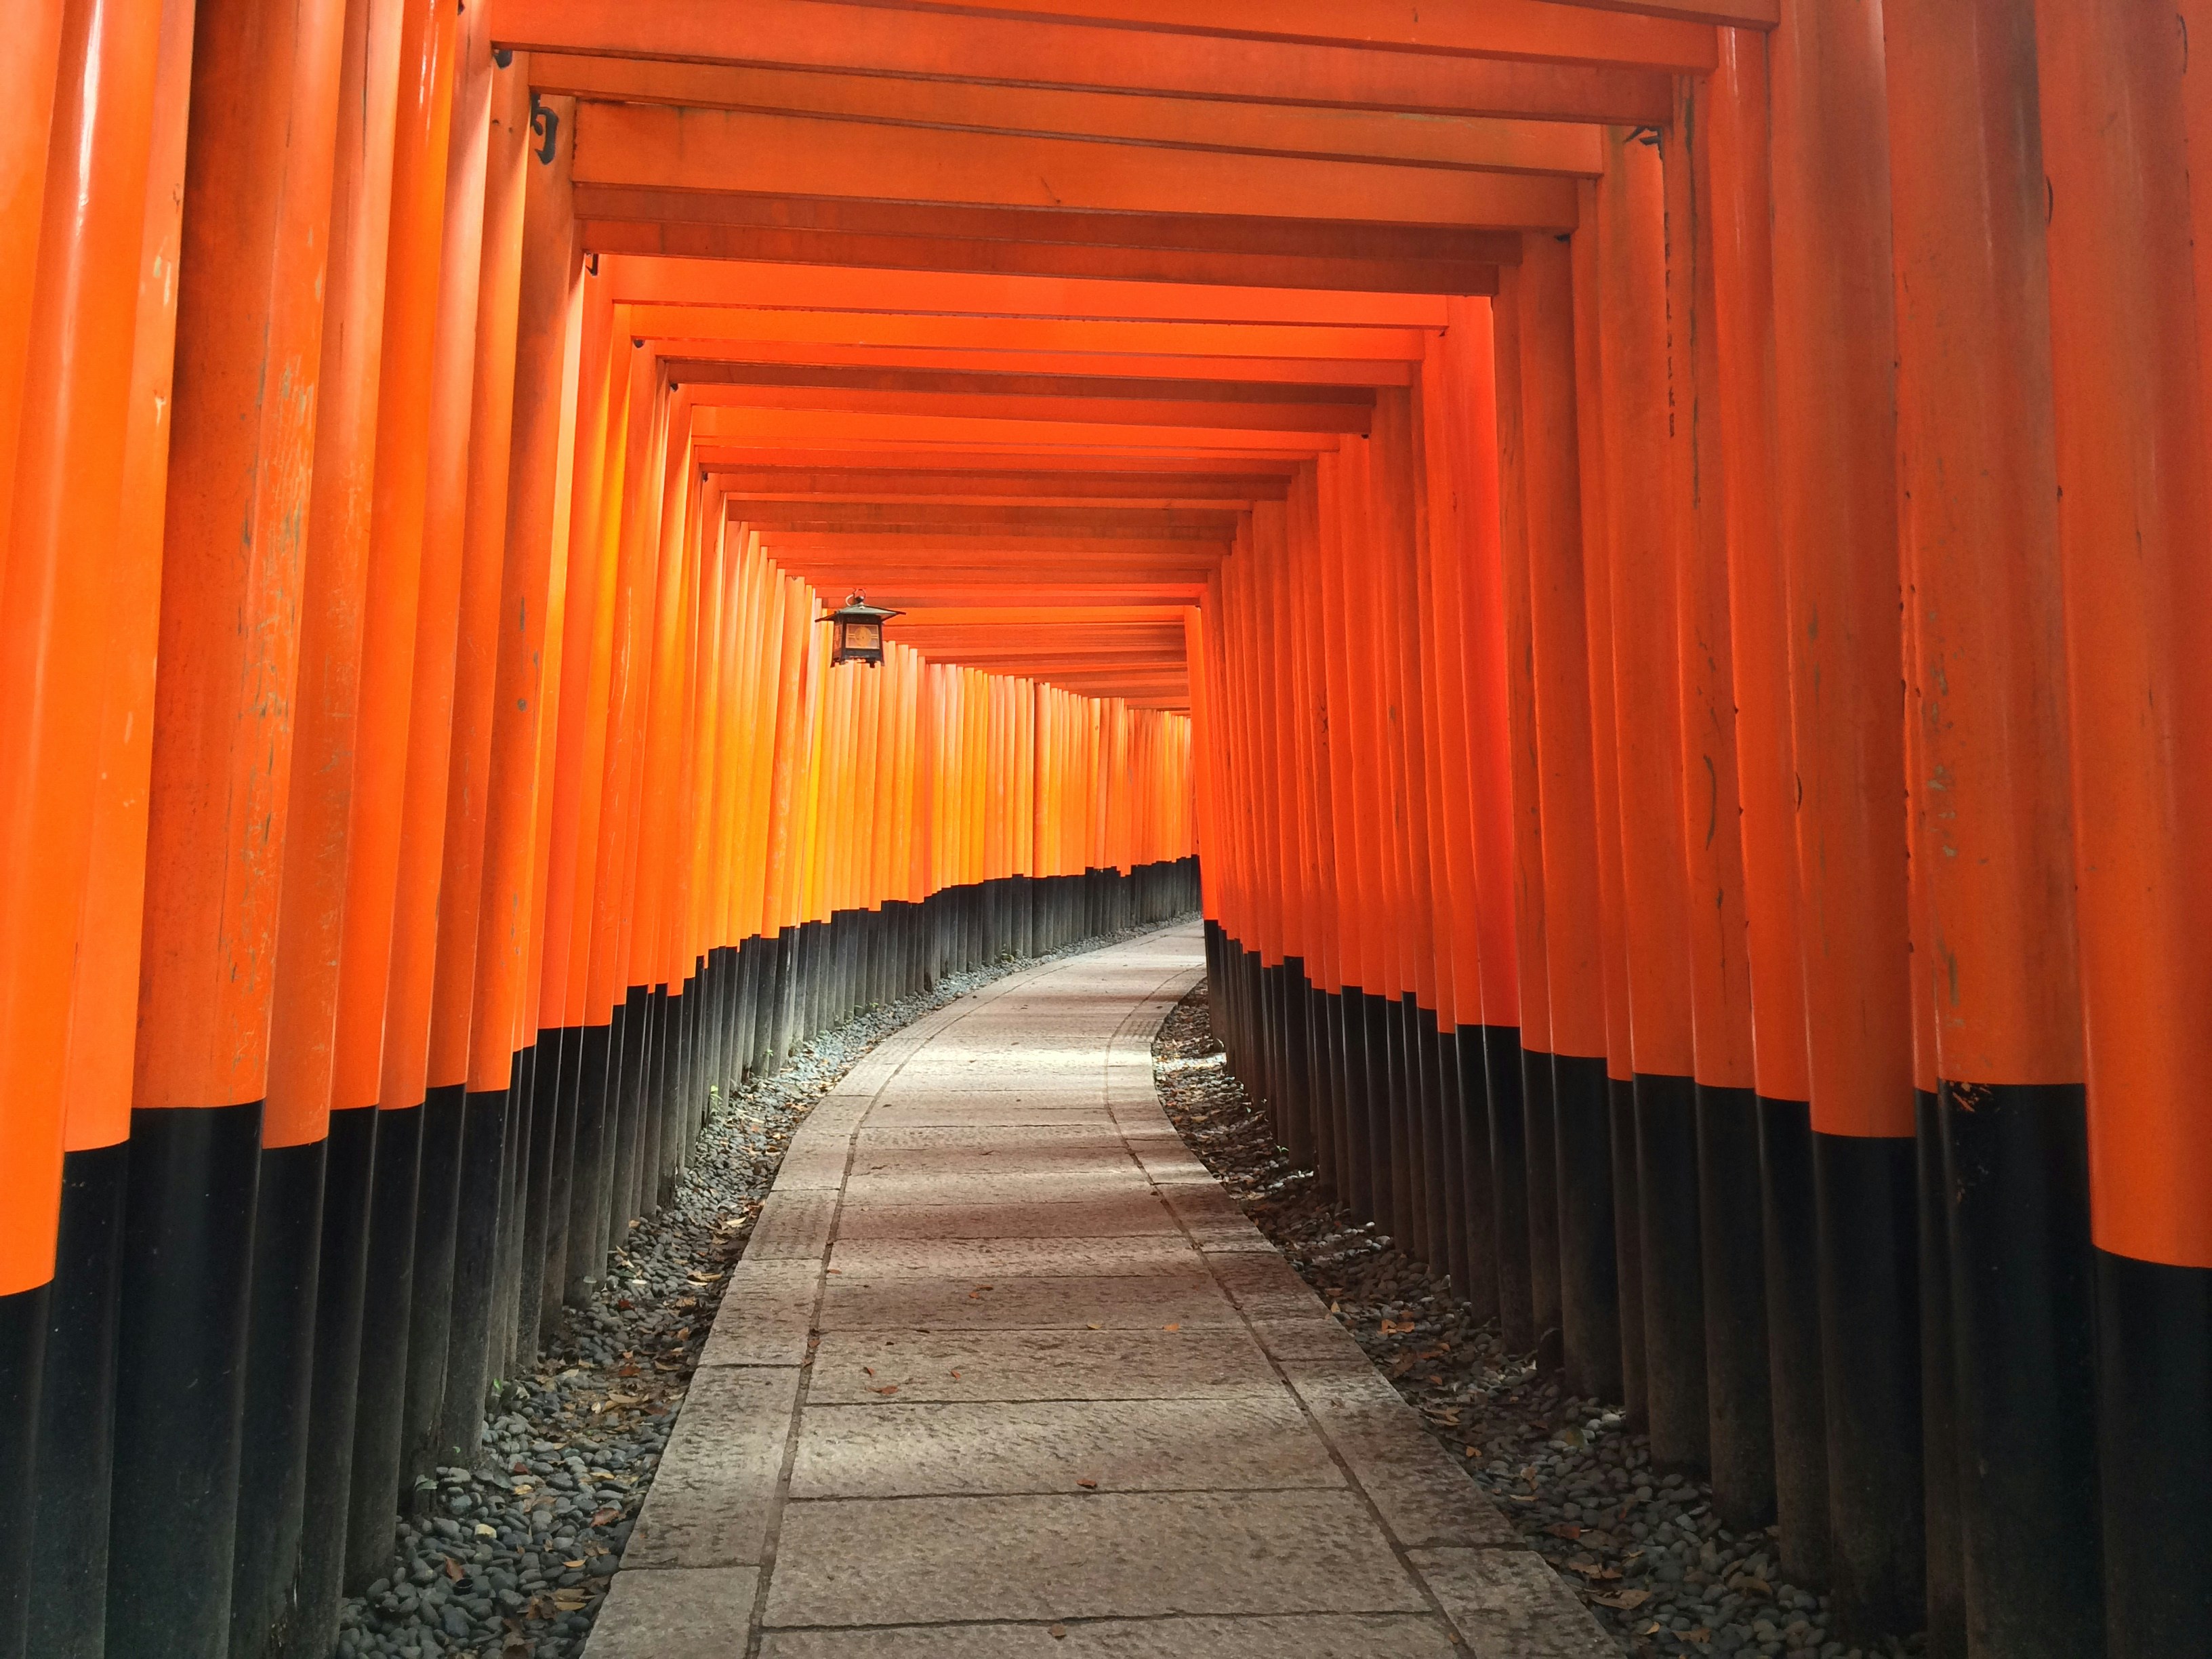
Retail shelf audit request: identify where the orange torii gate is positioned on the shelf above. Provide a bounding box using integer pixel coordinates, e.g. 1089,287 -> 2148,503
0,5 -> 2205,1659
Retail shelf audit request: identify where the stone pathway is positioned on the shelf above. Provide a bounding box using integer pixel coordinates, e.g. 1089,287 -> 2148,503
583,923 -> 1618,1658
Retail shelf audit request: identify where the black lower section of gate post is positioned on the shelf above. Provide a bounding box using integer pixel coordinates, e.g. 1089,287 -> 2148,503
1456,1032 -> 1498,1326
438,1086 -> 510,1468
228,1136 -> 329,1659
1610,1075 -> 1647,1429
1433,1023 -> 1469,1296
1941,1080 -> 2102,1657
1759,1098 -> 1830,1587
1916,1088 -> 1965,1659
1637,1071 -> 1708,1471
1310,983 -> 1341,1198
1279,960 -> 1313,1171
1486,1027 -> 1534,1353
106,1101 -> 264,1656
562,1023 -> 613,1305
1339,990 -> 1376,1223
287,1103 -> 377,1659
2097,1249 -> 2212,1658
1814,1128 -> 1924,1642
345,1103 -> 422,1591
0,1279 -> 49,1659
1521,1046 -> 1562,1370
1697,1082 -> 1774,1528
1552,1052 -> 1620,1403
1365,993 -> 1397,1239
401,1084 -> 466,1490
26,1141 -> 125,1659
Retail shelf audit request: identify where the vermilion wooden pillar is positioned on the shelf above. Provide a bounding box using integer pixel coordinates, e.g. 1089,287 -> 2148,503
1669,75 -> 1773,1533
1770,0 -> 1925,1638
1594,127 -> 1706,1473
1487,268 -> 1542,1356
273,0 -> 403,1642
1708,23 -> 1828,1590
1887,4 -> 2101,1654
1565,182 -> 1643,1430
114,0 -> 346,1650
1515,234 -> 1616,1403
339,0 -> 459,1591
23,5 -> 190,1653
2038,7 -> 2212,1654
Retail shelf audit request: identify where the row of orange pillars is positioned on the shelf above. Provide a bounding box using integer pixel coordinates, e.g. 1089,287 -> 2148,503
0,4 -> 1200,1659
1191,18 -> 2211,1659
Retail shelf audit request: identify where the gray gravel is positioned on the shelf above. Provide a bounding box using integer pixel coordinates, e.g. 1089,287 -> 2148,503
1151,982 -> 1927,1659
331,915 -> 1190,1659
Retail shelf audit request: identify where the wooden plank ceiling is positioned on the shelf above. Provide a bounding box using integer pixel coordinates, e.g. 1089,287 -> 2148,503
488,0 -> 1763,708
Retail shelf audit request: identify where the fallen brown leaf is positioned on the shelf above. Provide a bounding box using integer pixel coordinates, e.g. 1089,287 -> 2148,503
1591,1589 -> 1651,1612
1076,1479 -> 1098,1490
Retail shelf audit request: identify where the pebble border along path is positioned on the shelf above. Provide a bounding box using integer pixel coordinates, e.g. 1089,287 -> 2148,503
331,917 -> 1191,1659
1150,981 -> 1929,1659
578,920 -> 1620,1659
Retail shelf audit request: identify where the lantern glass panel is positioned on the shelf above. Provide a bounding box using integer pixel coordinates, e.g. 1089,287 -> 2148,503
843,619 -> 881,655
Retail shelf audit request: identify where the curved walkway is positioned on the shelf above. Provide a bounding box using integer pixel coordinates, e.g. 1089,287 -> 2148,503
584,923 -> 1616,1658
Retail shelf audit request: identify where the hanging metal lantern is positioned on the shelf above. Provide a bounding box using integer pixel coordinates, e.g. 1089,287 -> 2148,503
822,592 -> 902,667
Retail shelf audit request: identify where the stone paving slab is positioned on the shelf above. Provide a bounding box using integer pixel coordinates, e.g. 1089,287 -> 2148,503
829,1192 -> 1180,1241
816,1269 -> 1242,1332
759,1614 -> 1462,1659
624,1366 -> 802,1569
762,1490 -> 1433,1626
588,926 -> 1616,1659
804,1328 -> 1285,1404
826,1235 -> 1202,1279
588,1566 -> 760,1658
787,1394 -> 1343,1498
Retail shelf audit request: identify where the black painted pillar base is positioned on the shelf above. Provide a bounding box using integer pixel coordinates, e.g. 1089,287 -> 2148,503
26,1141 -> 126,1659
345,1103 -> 422,1593
0,1279 -> 49,1659
1698,1082 -> 1774,1528
1553,1052 -> 1620,1404
1361,993 -> 1395,1238
1486,1026 -> 1534,1353
558,1023 -> 611,1313
1521,1045 -> 1562,1369
1609,1074 -> 1647,1429
1941,1080 -> 2102,1656
1916,1088 -> 1965,1659
438,1086 -> 510,1469
229,1136 -> 329,1659
286,1104 -> 377,1659
28,1141 -> 127,1659
2097,1249 -> 2212,1658
1433,1023 -> 1469,1295
401,1084 -> 466,1490
1339,989 -> 1376,1224
1454,1031 -> 1499,1326
519,1032 -> 571,1361
1309,982 -> 1340,1197
1637,1071 -> 1708,1471
1759,1098 -> 1830,1588
107,1102 -> 264,1656
1814,1128 -> 1924,1642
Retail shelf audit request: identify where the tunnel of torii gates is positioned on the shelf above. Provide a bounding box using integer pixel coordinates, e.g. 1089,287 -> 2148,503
0,1 -> 2206,1658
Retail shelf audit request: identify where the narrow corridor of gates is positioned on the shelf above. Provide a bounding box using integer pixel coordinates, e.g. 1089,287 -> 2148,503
1,3 -> 2207,1658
